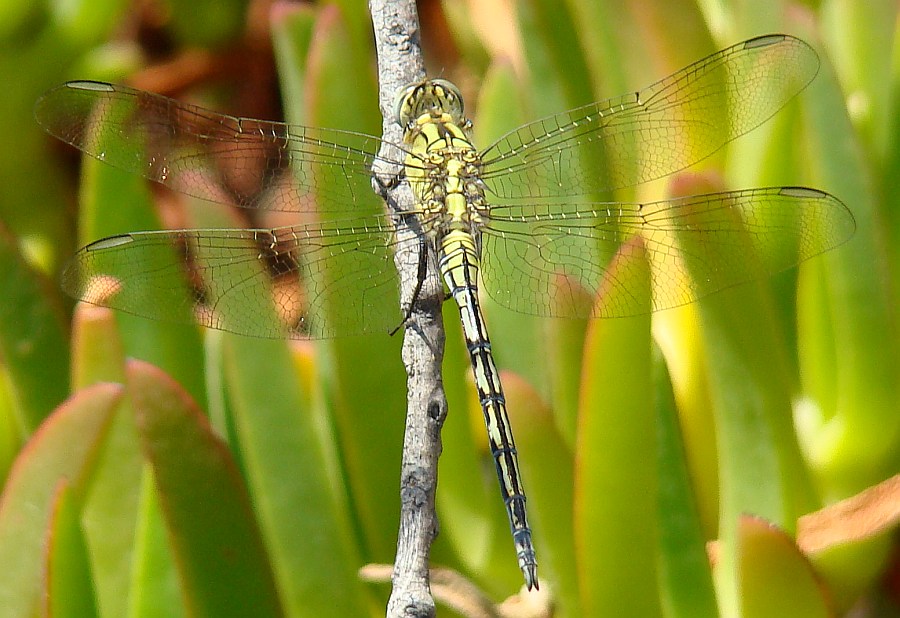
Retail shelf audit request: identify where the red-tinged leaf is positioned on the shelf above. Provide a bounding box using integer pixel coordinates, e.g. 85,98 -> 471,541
127,359 -> 283,618
0,383 -> 123,617
799,474 -> 900,555
43,480 -> 99,618
68,301 -> 149,617
736,516 -> 834,618
798,474 -> 900,610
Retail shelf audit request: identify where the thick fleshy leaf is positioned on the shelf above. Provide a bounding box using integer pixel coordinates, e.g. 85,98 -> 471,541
796,19 -> 899,498
128,472 -> 186,618
162,0 -> 247,48
795,14 -> 900,599
69,302 -> 151,618
691,251 -> 810,614
735,516 -> 833,618
128,359 -> 283,618
516,0 -> 593,116
43,480 -> 99,618
0,227 -> 69,433
566,0 -> 713,103
77,120 -> 207,409
277,3 -> 407,568
70,303 -> 125,388
821,0 -> 897,158
667,174 -> 817,614
575,238 -> 658,617
799,473 -> 900,610
221,333 -> 372,616
652,298 -> 719,542
0,382 -> 123,617
653,347 -> 718,618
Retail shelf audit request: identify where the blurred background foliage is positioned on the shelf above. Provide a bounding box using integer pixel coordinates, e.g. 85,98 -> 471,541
0,0 -> 898,617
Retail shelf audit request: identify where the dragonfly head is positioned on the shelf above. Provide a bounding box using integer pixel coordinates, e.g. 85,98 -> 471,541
395,79 -> 466,128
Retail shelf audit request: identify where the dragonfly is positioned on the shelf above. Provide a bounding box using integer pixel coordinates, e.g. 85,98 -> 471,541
35,33 -> 855,590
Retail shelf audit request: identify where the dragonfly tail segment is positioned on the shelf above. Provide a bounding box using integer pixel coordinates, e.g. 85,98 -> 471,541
438,230 -> 539,590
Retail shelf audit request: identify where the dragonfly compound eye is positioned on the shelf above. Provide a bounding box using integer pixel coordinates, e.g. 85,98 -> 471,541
395,79 -> 466,127
394,82 -> 420,127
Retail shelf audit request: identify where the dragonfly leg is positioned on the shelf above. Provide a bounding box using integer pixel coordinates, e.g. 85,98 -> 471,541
390,233 -> 431,336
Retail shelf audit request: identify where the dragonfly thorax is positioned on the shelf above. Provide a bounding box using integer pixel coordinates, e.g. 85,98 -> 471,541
397,80 -> 487,239
404,140 -> 487,240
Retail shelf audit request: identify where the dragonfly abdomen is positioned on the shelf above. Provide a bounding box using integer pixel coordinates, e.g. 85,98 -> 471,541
438,230 -> 538,590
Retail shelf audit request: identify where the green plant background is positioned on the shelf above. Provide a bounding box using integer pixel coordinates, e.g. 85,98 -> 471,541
0,0 -> 897,617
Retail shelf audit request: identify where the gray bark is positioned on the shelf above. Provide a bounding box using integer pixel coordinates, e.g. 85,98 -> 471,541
368,2 -> 446,616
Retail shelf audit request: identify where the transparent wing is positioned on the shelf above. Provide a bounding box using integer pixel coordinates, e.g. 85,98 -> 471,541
61,214 -> 409,338
480,34 -> 819,199
481,187 -> 855,318
34,80 -> 409,214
